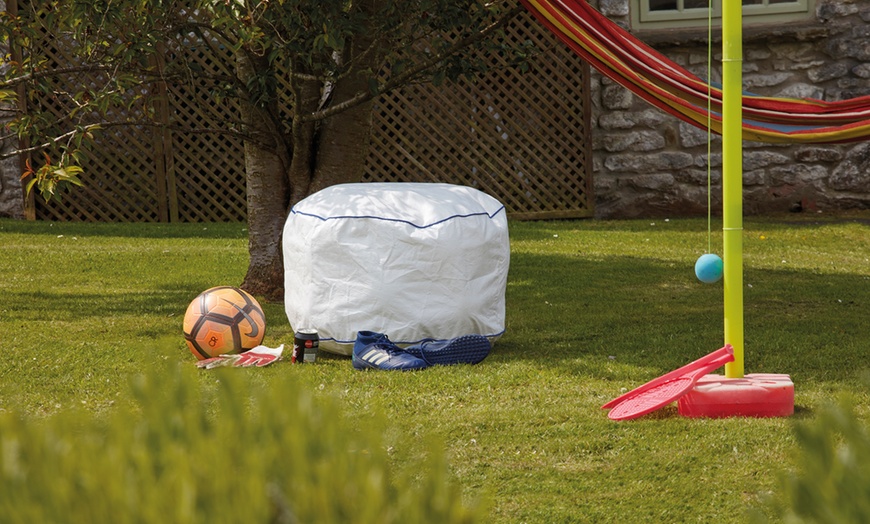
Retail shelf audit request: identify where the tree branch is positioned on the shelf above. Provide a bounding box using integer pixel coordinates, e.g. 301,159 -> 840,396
0,65 -> 120,89
0,120 -> 257,160
299,4 -> 525,123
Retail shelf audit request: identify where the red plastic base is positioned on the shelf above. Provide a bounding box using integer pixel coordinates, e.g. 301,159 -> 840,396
677,373 -> 794,418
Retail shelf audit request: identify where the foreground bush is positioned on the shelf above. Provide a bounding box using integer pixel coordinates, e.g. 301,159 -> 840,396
754,393 -> 870,523
0,362 -> 483,523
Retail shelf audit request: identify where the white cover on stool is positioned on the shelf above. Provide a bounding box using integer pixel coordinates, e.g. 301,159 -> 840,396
283,182 -> 509,355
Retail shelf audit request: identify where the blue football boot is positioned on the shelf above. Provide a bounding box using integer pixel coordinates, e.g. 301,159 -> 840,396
405,335 -> 492,366
352,331 -> 429,371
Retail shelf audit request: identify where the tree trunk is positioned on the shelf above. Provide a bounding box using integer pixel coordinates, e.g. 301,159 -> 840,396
287,60 -> 323,206
237,51 -> 291,301
310,0 -> 382,190
241,137 -> 289,301
237,1 -> 384,300
310,88 -> 375,192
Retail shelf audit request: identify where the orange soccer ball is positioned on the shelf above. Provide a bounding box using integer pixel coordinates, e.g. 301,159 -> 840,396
183,286 -> 266,360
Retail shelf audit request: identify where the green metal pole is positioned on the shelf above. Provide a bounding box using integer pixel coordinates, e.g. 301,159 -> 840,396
722,0 -> 744,378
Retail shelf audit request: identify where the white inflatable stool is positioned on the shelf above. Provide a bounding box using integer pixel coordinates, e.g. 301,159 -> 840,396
283,182 -> 510,355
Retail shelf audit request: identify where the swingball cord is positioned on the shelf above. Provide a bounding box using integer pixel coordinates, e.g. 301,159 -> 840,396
706,3 -> 713,254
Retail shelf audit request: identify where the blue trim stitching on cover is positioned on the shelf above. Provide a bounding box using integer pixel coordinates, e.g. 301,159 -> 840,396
289,206 -> 506,229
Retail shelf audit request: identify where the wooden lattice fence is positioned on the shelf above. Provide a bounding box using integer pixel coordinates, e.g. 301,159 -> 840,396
19,8 -> 592,222
21,30 -> 175,222
365,12 -> 593,219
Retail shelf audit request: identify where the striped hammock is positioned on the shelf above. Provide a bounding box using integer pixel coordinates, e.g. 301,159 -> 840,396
520,0 -> 870,144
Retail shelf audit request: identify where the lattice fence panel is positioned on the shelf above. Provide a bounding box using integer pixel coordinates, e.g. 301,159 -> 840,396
30,31 -> 165,222
364,10 -> 593,219
25,8 -> 591,222
166,34 -> 247,223
30,23 -> 249,223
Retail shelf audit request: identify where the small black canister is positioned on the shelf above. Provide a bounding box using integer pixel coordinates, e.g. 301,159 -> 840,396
292,329 -> 319,363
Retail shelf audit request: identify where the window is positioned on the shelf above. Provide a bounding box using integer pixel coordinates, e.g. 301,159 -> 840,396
631,0 -> 814,30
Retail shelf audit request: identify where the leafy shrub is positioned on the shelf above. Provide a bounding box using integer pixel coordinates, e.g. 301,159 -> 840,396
754,395 -> 870,523
0,362 -> 484,523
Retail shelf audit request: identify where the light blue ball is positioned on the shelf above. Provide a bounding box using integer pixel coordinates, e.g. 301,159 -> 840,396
695,253 -> 723,283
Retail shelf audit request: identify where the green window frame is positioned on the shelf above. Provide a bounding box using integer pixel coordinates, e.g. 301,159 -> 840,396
631,0 -> 814,30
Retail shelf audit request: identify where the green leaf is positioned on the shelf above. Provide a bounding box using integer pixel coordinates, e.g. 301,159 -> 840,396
324,32 -> 342,50
24,177 -> 37,195
432,69 -> 446,87
52,166 -> 84,183
0,90 -> 17,103
313,34 -> 326,52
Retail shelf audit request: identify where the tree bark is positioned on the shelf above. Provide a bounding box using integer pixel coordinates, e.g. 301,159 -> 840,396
237,0 -> 385,299
310,0 -> 383,190
287,59 -> 323,206
236,51 -> 291,301
241,136 -> 289,301
310,83 -> 375,192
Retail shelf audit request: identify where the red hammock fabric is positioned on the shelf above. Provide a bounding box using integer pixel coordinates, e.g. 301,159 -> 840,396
520,0 -> 870,143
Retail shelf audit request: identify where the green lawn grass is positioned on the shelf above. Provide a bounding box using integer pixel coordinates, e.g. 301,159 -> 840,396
1,214 -> 869,522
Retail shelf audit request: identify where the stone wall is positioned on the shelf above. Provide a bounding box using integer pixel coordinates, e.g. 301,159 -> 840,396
590,0 -> 870,218
0,140 -> 23,219
0,0 -> 24,219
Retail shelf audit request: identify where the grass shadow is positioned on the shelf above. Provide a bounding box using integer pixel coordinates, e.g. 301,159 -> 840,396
501,250 -> 869,385
7,283 -> 214,321
0,218 -> 248,239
